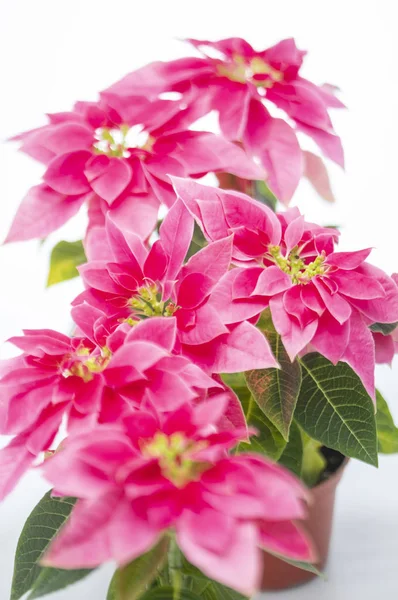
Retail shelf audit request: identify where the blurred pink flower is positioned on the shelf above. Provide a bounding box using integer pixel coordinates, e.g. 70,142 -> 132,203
173,177 -> 398,398
41,402 -> 314,595
0,317 -> 222,499
106,37 -> 344,203
6,96 -> 262,242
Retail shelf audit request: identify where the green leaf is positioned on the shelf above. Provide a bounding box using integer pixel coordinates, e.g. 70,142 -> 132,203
369,321 -> 398,335
139,587 -> 202,600
245,310 -> 302,440
239,391 -> 286,460
107,537 -> 169,600
253,180 -> 278,211
295,353 -> 378,466
28,566 -> 93,599
300,430 -> 327,487
376,390 -> 398,453
47,240 -> 86,286
278,420 -> 303,477
10,492 -> 92,600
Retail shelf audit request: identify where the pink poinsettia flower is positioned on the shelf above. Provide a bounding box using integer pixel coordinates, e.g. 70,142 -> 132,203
173,177 -> 398,399
105,37 -> 344,204
74,198 -> 277,374
6,96 -> 262,243
41,401 -> 314,595
0,316 -> 228,500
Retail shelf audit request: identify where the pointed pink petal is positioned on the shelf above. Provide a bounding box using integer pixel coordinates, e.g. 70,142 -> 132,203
349,264 -> 398,323
160,198 -> 194,284
341,312 -> 375,401
283,286 -> 317,327
0,434 -> 35,500
333,271 -> 385,300
171,176 -> 224,221
4,185 -> 85,243
183,235 -> 233,285
260,520 -> 315,562
270,295 -> 318,359
126,317 -> 177,352
303,151 -> 336,203
311,313 -> 350,364
284,216 -> 305,253
44,150 -> 91,195
300,285 -> 325,316
109,498 -> 160,565
312,279 -> 351,324
177,515 -> 261,597
184,321 -> 277,373
9,329 -> 71,355
79,262 -> 124,294
253,267 -> 292,296
109,192 -> 159,241
106,341 -> 169,385
144,240 -> 168,282
173,131 -> 264,180
71,304 -> 105,343
258,119 -> 303,204
106,217 -> 145,279
87,157 -> 132,203
214,85 -> 252,140
44,122 -> 93,154
210,269 -> 268,324
374,332 -> 395,365
177,273 -> 214,309
327,248 -> 372,269
296,122 -> 344,168
42,494 -> 119,568
178,303 -> 229,345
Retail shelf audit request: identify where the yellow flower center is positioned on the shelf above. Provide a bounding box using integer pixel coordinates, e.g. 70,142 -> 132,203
61,346 -> 111,382
93,124 -> 154,158
143,432 -> 210,488
217,54 -> 283,88
269,245 -> 327,284
127,283 -> 178,324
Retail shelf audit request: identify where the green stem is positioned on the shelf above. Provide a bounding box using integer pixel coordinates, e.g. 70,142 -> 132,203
168,537 -> 183,600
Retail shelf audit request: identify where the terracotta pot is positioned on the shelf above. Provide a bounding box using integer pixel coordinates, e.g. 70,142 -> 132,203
261,459 -> 348,591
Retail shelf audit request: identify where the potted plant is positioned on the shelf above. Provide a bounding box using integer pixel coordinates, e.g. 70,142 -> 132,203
2,36 -> 398,600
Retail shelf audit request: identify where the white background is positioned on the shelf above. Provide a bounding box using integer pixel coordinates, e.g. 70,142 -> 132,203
1,1 -> 398,598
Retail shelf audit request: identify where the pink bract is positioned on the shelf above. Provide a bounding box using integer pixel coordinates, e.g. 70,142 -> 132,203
0,317 -> 227,500
105,37 -> 344,204
6,96 -> 262,243
173,177 -> 398,399
74,198 -> 277,374
41,402 -> 314,595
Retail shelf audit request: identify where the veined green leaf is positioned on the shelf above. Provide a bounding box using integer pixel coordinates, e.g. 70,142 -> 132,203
296,354 -> 377,466
11,492 -> 93,600
238,392 -> 286,460
278,420 -> 303,477
246,310 -> 302,440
